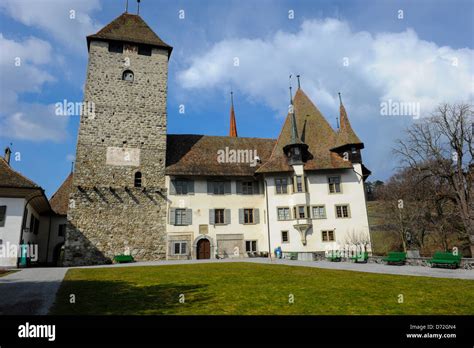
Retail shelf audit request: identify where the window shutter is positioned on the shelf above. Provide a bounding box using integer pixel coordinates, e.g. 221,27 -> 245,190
207,181 -> 213,194
169,180 -> 177,195
0,206 -> 6,227
224,209 -> 231,224
303,175 -> 307,192
188,180 -> 195,194
169,208 -> 176,225
236,181 -> 242,194
186,209 -> 193,225
224,181 -> 231,194
239,209 -> 244,224
253,181 -> 260,194
290,176 -> 295,193
209,209 -> 215,225
254,209 -> 260,224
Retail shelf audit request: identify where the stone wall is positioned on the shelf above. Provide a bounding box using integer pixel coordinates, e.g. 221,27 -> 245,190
64,40 -> 169,266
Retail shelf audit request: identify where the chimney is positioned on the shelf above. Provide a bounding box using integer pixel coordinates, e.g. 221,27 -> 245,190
4,147 -> 11,165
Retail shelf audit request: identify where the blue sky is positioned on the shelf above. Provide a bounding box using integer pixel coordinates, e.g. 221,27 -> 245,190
0,0 -> 473,197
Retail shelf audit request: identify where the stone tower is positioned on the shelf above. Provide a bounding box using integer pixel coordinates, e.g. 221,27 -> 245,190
64,13 -> 172,266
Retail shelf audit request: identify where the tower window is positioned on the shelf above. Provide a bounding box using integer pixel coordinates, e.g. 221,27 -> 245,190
134,172 -> 142,187
138,45 -> 152,56
108,42 -> 123,53
122,70 -> 134,82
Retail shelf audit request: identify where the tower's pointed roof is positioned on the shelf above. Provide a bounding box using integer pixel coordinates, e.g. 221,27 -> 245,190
257,88 -> 352,173
87,13 -> 172,56
333,94 -> 363,150
229,92 -> 238,137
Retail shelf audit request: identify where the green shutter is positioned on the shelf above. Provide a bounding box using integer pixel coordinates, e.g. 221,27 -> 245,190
224,181 -> 231,194
224,209 -> 231,224
253,181 -> 260,194
239,209 -> 244,224
236,181 -> 242,194
186,209 -> 193,225
188,180 -> 194,194
169,208 -> 176,224
170,180 -> 177,195
0,206 -> 6,227
207,181 -> 213,194
254,209 -> 260,224
209,209 -> 215,224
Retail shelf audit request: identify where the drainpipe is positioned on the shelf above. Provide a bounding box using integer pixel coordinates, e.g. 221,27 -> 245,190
264,177 -> 272,262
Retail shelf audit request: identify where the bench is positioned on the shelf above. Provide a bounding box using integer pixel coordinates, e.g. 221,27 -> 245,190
382,251 -> 406,265
350,251 -> 368,263
289,252 -> 298,260
326,251 -> 341,262
428,251 -> 462,269
113,254 -> 135,263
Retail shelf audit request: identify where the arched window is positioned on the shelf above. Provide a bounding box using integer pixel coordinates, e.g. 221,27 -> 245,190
122,70 -> 134,82
134,172 -> 142,188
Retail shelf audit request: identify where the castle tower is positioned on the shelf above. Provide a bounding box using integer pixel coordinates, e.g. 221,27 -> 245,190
64,13 -> 172,266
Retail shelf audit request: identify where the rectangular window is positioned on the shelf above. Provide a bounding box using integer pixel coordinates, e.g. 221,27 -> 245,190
215,209 -> 225,224
0,206 -> 6,227
245,240 -> 257,252
173,242 -> 187,255
328,176 -> 341,193
29,215 -> 34,233
175,179 -> 188,195
242,181 -> 254,195
322,230 -> 335,242
277,207 -> 291,221
138,45 -> 152,56
58,224 -> 66,237
335,205 -> 350,218
175,209 -> 187,225
108,41 -> 123,53
244,209 -> 254,224
281,231 -> 289,243
312,206 -> 326,219
275,178 -> 288,194
213,181 -> 225,195
298,206 -> 306,218
296,176 -> 303,192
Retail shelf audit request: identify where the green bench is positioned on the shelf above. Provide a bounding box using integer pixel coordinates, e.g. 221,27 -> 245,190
428,251 -> 462,269
382,251 -> 406,265
113,254 -> 135,263
326,251 -> 341,262
350,251 -> 369,263
289,252 -> 298,260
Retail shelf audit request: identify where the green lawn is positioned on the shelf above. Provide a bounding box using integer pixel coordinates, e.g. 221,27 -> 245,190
50,263 -> 474,315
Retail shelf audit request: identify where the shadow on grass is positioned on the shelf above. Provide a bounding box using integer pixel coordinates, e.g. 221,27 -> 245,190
51,280 -> 212,315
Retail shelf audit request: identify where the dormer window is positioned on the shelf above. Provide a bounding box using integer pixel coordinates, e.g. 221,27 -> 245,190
122,70 -> 134,82
134,172 -> 142,187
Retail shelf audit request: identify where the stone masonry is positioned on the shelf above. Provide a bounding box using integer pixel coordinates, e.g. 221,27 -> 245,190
64,40 -> 169,266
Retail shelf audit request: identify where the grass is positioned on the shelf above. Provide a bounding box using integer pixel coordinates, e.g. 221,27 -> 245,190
50,263 -> 474,315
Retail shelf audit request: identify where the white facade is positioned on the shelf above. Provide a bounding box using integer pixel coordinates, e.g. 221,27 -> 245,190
165,163 -> 370,260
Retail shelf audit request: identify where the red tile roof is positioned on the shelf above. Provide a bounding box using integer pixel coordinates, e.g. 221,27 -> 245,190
49,173 -> 73,215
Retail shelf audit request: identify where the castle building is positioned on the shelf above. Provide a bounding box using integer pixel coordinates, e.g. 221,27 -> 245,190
60,12 -> 371,266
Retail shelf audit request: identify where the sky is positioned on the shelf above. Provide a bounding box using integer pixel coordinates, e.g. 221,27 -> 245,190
0,0 -> 473,197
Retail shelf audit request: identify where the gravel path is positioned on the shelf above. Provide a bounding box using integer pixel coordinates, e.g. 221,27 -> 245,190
0,268 -> 68,315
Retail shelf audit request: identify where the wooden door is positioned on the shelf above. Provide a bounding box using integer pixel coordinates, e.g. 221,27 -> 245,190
197,239 -> 210,259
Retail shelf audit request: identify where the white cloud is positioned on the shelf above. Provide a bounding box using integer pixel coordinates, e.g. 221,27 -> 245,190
0,34 -> 67,142
0,0 -> 102,53
178,18 -> 473,118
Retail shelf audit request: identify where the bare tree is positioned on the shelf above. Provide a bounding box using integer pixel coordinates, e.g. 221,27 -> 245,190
394,103 -> 473,256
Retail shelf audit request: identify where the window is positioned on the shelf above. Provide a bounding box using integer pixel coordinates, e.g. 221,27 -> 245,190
335,205 -> 350,218
245,240 -> 257,252
212,181 -> 225,195
108,41 -> 123,53
277,207 -> 291,221
122,70 -> 134,82
138,45 -> 152,56
295,176 -> 303,192
0,205 -> 6,227
29,215 -> 39,235
281,231 -> 289,243
275,178 -> 288,194
312,206 -> 326,219
175,179 -> 188,195
215,209 -> 225,224
175,209 -> 187,226
328,176 -> 341,193
58,224 -> 66,237
134,172 -> 142,187
244,209 -> 254,224
173,242 -> 187,255
298,206 -> 306,218
322,230 -> 335,242
242,181 -> 254,195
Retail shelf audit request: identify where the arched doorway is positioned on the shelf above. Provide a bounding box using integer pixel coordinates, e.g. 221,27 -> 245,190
197,239 -> 210,259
